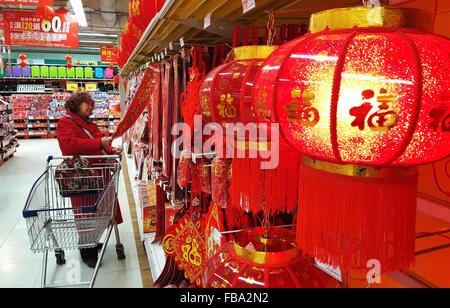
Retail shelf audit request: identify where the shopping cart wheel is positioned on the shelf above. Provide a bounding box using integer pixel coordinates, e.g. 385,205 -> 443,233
55,250 -> 66,265
116,244 -> 126,260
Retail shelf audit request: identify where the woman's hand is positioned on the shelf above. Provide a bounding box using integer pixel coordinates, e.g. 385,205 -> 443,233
112,147 -> 123,154
101,137 -> 112,147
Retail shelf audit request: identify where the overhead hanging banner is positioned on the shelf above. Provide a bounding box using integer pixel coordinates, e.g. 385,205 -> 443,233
112,68 -> 156,139
0,0 -> 53,5
3,10 -> 78,48
100,45 -> 118,63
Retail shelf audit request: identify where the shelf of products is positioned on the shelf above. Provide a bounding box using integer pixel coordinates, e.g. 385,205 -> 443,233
11,93 -> 121,138
0,97 -> 19,166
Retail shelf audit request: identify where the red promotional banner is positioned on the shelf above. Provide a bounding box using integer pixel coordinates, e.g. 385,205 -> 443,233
0,0 -> 53,5
112,68 -> 156,139
100,45 -> 118,63
3,10 -> 78,48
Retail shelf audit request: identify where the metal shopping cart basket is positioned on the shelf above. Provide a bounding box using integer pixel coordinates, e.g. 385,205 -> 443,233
22,155 -> 126,288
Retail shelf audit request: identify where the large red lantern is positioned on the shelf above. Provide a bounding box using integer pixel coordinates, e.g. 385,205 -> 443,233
203,227 -> 340,288
198,46 -> 300,224
253,7 -> 450,274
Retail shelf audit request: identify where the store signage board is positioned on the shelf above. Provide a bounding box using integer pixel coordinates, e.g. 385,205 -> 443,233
66,82 -> 78,91
85,83 -> 97,92
74,60 -> 97,66
17,84 -> 46,93
27,59 -> 45,65
242,0 -> 256,13
204,13 -> 212,29
0,0 -> 53,5
3,10 -> 78,48
100,45 -> 118,64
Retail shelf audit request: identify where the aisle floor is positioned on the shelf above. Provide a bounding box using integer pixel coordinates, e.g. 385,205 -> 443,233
0,139 -> 142,288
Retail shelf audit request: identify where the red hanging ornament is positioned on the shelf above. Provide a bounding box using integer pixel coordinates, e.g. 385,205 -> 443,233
55,7 -> 69,16
203,227 -> 340,288
18,54 -> 27,61
253,7 -> 450,274
108,63 -> 115,71
199,45 -> 301,218
35,5 -> 55,19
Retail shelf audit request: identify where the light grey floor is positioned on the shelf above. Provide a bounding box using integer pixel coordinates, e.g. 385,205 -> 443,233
0,139 -> 142,288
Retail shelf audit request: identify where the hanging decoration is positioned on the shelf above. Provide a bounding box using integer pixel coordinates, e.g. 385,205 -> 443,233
18,54 -> 27,68
252,6 -> 450,273
162,214 -> 207,286
35,5 -> 55,19
65,55 -> 73,69
203,227 -> 340,288
112,67 -> 156,139
203,201 -> 226,259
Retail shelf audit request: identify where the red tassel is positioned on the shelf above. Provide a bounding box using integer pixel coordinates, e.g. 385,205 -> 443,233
252,26 -> 258,45
233,25 -> 240,48
242,25 -> 249,46
296,163 -> 417,274
230,144 -> 300,216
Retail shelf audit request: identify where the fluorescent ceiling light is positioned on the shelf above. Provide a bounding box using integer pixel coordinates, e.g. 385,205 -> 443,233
70,0 -> 88,27
79,40 -> 116,44
79,33 -> 118,38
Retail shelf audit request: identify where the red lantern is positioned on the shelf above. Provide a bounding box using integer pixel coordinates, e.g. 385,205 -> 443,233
129,0 -> 164,31
18,54 -> 27,61
203,227 -> 340,288
35,6 -> 55,19
253,7 -> 450,274
109,63 -> 115,71
199,46 -> 301,218
65,55 -> 72,62
199,46 -> 276,125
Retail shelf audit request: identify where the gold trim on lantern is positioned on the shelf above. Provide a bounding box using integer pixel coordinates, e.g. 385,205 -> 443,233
235,139 -> 271,151
233,241 -> 298,266
232,46 -> 277,60
309,7 -> 406,33
302,156 -> 418,178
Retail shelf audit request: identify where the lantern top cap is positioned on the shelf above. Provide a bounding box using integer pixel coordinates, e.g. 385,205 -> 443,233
309,7 -> 406,33
230,45 -> 277,61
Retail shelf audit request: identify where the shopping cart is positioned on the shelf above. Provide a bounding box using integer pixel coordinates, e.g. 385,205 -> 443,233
22,155 -> 126,288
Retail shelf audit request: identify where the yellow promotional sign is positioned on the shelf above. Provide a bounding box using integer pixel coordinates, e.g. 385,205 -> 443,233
66,82 -> 78,91
85,83 -> 98,92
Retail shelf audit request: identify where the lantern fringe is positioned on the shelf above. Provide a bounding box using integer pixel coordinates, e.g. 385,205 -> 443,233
180,67 -> 202,129
230,145 -> 300,216
296,163 -> 417,274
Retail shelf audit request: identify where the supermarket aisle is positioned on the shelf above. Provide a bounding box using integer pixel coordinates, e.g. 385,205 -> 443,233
0,139 -> 142,288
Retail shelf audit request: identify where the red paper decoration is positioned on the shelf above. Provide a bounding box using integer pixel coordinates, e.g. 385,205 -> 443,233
253,28 -> 450,167
162,214 -> 207,286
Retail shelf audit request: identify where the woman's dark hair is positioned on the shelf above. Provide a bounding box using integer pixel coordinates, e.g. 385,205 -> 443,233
65,92 -> 95,113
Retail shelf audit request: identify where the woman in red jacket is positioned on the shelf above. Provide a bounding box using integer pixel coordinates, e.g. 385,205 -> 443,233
57,92 -> 123,268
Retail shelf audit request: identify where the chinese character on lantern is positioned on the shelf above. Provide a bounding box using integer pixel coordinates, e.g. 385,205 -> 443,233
350,88 -> 398,132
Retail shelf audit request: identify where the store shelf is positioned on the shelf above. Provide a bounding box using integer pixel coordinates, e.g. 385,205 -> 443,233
124,144 -> 165,281
1,77 -> 114,82
120,0 -> 355,76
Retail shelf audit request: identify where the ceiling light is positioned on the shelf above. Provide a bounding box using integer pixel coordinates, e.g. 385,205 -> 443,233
79,33 -> 118,38
79,40 -> 116,44
70,0 -> 88,27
